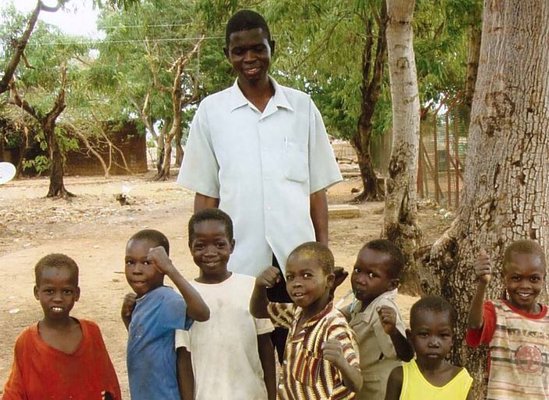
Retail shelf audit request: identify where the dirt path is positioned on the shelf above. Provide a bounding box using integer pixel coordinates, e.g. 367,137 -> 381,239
0,173 -> 448,398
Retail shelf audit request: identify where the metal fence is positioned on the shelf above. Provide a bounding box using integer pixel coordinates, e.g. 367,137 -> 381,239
332,106 -> 468,210
419,109 -> 468,209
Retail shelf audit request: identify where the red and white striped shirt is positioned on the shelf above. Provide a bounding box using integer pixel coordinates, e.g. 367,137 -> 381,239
268,301 -> 360,400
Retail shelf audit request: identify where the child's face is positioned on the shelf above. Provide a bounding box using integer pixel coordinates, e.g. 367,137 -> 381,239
34,266 -> 80,321
503,252 -> 546,313
409,310 -> 453,363
285,253 -> 334,312
189,220 -> 234,283
351,248 -> 398,306
125,238 -> 165,297
225,28 -> 272,86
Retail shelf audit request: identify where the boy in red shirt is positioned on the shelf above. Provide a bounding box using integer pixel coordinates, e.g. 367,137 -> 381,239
2,253 -> 121,400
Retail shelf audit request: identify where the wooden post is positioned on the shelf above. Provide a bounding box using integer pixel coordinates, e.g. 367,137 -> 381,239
445,112 -> 451,208
453,112 -> 460,207
418,128 -> 424,198
433,113 -> 440,203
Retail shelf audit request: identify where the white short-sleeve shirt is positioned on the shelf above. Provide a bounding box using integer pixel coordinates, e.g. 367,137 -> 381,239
177,78 -> 342,276
175,273 -> 274,400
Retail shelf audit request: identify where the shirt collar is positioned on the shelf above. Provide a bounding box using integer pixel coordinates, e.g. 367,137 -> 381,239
350,288 -> 399,317
298,301 -> 335,330
228,77 -> 294,113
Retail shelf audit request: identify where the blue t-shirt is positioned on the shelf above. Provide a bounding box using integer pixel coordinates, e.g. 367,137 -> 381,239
127,286 -> 191,400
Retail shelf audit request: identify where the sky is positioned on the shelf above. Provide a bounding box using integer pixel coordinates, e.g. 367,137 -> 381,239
1,0 -> 101,38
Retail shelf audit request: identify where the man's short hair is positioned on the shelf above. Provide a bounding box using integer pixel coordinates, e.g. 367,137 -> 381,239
410,295 -> 456,329
225,10 -> 271,47
188,208 -> 234,246
129,229 -> 170,255
35,253 -> 79,286
288,242 -> 334,275
362,239 -> 405,279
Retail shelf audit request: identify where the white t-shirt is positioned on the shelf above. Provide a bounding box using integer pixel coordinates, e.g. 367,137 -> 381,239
177,78 -> 342,276
175,273 -> 274,400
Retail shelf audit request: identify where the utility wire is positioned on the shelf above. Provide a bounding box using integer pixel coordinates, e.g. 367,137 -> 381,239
25,35 -> 224,47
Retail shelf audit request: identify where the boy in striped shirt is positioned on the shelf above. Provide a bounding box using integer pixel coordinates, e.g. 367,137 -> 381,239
251,242 -> 362,399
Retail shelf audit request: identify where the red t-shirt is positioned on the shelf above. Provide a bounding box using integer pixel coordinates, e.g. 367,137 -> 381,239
2,319 -> 121,400
466,299 -> 548,346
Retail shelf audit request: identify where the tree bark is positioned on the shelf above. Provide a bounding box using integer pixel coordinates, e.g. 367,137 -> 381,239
174,129 -> 184,167
351,4 -> 388,202
463,3 -> 483,126
427,1 -> 549,397
384,0 -> 422,287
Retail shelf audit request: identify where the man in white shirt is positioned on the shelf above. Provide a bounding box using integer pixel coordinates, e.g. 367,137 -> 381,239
177,9 -> 342,361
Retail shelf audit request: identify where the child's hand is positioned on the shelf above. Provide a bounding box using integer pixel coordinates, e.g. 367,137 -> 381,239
148,246 -> 175,275
331,267 -> 349,291
322,339 -> 345,368
474,249 -> 492,284
256,266 -> 281,288
102,391 -> 114,400
377,306 -> 398,335
121,292 -> 137,320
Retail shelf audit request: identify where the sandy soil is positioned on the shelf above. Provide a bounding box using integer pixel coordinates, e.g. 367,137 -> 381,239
0,172 -> 449,399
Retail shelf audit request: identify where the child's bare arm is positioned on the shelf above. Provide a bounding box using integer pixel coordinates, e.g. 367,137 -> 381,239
176,347 -> 194,400
148,246 -> 210,322
257,333 -> 276,400
250,266 -> 281,318
322,340 -> 362,393
467,250 -> 491,329
384,366 -> 403,400
121,293 -> 137,330
377,306 -> 414,361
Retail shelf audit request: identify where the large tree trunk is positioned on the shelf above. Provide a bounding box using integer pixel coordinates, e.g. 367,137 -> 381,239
384,0 -> 422,287
351,4 -> 388,202
427,1 -> 549,397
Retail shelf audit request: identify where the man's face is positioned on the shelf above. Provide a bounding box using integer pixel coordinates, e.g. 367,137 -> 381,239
225,28 -> 273,86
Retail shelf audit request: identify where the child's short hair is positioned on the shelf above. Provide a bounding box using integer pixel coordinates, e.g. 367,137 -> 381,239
225,10 -> 271,47
129,229 -> 170,255
410,295 -> 456,329
503,239 -> 546,271
188,208 -> 234,246
35,253 -> 79,286
362,239 -> 405,279
288,242 -> 334,275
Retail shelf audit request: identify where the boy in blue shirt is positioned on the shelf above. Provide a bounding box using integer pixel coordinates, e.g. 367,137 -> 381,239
121,229 -> 209,400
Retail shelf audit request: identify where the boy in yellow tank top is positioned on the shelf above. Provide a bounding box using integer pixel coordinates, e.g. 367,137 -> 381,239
385,296 -> 473,400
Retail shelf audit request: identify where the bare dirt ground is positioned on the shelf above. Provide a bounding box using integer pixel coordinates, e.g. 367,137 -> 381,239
0,172 -> 449,399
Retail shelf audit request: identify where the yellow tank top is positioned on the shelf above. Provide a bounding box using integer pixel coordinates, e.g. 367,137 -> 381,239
401,360 -> 473,400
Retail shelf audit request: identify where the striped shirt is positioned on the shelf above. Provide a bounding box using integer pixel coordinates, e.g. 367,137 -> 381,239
466,299 -> 549,399
267,301 -> 360,400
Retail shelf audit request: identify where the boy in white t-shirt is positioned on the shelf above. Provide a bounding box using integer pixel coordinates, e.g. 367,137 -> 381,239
176,208 -> 276,400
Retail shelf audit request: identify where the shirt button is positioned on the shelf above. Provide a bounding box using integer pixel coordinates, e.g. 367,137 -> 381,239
283,360 -> 288,365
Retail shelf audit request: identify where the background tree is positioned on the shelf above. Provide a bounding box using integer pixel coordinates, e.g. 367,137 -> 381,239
426,1 -> 549,396
0,0 -> 68,95
95,0 -> 207,178
1,12 -> 89,197
383,0 -> 421,275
